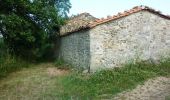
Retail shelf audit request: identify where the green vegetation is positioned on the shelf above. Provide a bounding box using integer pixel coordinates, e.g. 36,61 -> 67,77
0,59 -> 169,99
0,54 -> 30,78
166,96 -> 170,100
0,0 -> 71,60
0,39 -> 30,78
56,59 -> 170,99
0,37 -> 170,99
0,0 -> 71,78
0,38 -> 5,56
1,1 -> 169,99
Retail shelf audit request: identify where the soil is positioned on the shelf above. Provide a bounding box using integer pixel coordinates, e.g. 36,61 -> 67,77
113,77 -> 170,100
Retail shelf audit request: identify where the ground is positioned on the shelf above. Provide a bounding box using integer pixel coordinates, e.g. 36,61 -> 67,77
0,63 -> 169,100
114,77 -> 170,100
0,63 -> 64,100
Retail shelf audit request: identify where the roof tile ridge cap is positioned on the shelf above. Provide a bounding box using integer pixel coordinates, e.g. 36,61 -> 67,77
90,17 -> 114,27
89,5 -> 144,28
89,5 -> 170,28
88,18 -> 104,27
108,6 -> 145,20
114,5 -> 144,18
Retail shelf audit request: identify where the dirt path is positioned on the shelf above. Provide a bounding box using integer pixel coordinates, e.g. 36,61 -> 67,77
0,64 -> 70,100
0,63 -> 169,100
113,77 -> 170,100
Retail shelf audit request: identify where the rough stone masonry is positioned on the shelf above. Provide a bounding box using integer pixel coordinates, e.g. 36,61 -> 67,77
58,6 -> 170,72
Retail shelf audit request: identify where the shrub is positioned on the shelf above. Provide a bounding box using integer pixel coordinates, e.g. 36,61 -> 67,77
0,38 -> 30,78
0,54 -> 30,78
0,38 -> 6,57
0,0 -> 71,60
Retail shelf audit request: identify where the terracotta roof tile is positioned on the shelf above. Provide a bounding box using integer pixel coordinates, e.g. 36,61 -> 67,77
60,6 -> 170,36
60,13 -> 97,36
88,5 -> 170,28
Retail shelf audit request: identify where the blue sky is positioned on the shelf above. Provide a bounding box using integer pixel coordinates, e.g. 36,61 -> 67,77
69,0 -> 170,18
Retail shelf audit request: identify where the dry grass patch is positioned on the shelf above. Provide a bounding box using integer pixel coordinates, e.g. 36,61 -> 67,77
47,67 -> 69,76
0,59 -> 169,100
0,63 -> 70,100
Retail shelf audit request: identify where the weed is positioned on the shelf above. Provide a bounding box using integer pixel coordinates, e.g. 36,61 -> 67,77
56,59 -> 170,99
0,59 -> 169,99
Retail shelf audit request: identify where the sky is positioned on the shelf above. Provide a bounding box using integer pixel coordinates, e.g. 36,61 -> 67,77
69,0 -> 170,18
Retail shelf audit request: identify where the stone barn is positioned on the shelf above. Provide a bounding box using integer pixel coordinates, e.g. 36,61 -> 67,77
57,6 -> 170,72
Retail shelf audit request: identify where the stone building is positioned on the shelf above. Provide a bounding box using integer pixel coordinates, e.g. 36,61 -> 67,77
58,6 -> 170,72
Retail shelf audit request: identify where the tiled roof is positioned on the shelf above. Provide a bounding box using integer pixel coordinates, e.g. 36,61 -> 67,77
60,6 -> 170,36
60,13 -> 98,36
89,6 -> 170,28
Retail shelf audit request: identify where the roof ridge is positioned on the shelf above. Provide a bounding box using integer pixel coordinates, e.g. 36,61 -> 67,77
60,12 -> 97,36
89,5 -> 170,27
60,5 -> 170,36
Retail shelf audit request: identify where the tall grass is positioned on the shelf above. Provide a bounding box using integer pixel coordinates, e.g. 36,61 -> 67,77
0,38 -> 30,78
0,38 -> 6,57
54,59 -> 170,99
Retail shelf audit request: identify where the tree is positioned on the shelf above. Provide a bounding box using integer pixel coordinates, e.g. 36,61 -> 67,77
0,0 -> 71,60
55,0 -> 71,18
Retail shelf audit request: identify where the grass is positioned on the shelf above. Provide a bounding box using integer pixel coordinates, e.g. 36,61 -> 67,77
56,59 -> 170,99
0,54 -> 30,78
0,38 -> 30,78
0,59 -> 169,100
0,38 -> 169,99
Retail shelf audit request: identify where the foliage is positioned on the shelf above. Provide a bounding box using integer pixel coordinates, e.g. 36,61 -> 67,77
0,53 -> 30,78
56,59 -> 170,99
0,0 -> 71,60
55,0 -> 72,18
0,60 -> 169,99
0,38 -> 6,57
0,39 -> 30,78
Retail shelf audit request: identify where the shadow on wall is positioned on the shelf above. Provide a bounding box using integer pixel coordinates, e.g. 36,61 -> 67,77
55,30 -> 91,72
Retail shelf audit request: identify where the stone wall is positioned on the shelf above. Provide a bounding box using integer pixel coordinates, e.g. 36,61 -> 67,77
90,11 -> 170,71
58,31 -> 90,70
